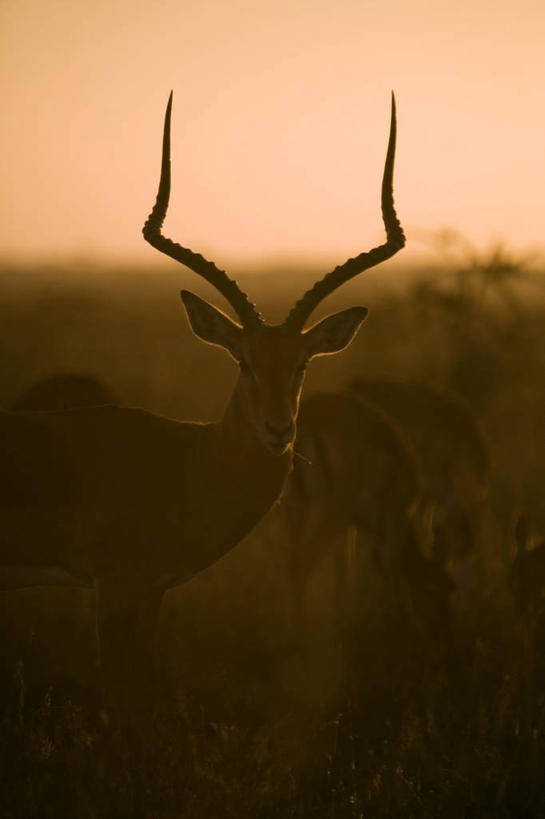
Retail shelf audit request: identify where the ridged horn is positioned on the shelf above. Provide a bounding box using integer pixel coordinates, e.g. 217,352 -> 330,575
283,92 -> 405,330
143,92 -> 263,328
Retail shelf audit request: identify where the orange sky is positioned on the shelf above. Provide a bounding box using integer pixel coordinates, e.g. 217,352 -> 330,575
1,0 -> 544,270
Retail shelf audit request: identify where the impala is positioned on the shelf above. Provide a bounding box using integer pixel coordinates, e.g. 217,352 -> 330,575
278,392 -> 451,634
0,93 -> 404,708
509,513 -> 545,725
510,513 -> 545,632
348,380 -> 490,601
10,372 -> 117,412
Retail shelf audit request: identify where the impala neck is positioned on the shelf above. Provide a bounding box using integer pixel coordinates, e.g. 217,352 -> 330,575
173,375 -> 292,574
216,376 -> 293,493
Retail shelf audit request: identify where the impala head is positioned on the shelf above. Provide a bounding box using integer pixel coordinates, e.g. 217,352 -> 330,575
181,291 -> 368,454
143,92 -> 405,455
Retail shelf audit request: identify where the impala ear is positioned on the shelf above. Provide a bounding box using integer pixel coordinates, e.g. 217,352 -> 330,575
180,290 -> 243,359
303,306 -> 368,359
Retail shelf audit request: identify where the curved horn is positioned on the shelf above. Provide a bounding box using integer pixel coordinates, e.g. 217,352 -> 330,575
283,93 -> 405,330
143,93 -> 263,328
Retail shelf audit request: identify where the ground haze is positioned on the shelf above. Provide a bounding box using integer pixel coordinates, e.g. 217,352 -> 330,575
1,253 -> 545,817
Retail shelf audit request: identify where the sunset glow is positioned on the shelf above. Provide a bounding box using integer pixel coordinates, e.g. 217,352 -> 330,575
2,0 -> 544,268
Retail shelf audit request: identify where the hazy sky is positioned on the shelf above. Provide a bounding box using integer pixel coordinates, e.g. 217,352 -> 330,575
2,0 -> 544,269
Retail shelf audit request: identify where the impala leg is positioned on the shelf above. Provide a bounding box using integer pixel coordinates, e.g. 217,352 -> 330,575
378,516 -> 403,607
286,494 -> 320,637
402,514 -> 455,643
333,527 -> 354,638
288,549 -> 311,637
288,518 -> 334,636
94,578 -> 164,725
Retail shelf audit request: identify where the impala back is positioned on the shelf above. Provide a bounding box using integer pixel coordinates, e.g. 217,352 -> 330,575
280,393 -> 423,599
0,406 -> 203,580
349,379 -> 490,563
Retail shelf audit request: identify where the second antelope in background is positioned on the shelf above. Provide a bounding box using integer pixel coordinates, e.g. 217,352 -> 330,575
349,380 -> 490,602
10,373 -> 117,412
279,392 -> 451,635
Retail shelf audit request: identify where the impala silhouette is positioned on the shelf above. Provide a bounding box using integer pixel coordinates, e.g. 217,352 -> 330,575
0,93 -> 405,710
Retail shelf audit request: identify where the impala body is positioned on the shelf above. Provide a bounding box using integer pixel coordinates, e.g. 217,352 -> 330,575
0,92 -> 405,707
279,392 -> 451,631
1,402 -> 290,587
349,380 -> 490,567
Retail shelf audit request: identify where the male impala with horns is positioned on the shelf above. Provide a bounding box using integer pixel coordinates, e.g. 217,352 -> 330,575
0,92 -> 404,712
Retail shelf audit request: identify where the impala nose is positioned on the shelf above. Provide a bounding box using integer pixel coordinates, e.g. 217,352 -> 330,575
263,420 -> 295,453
